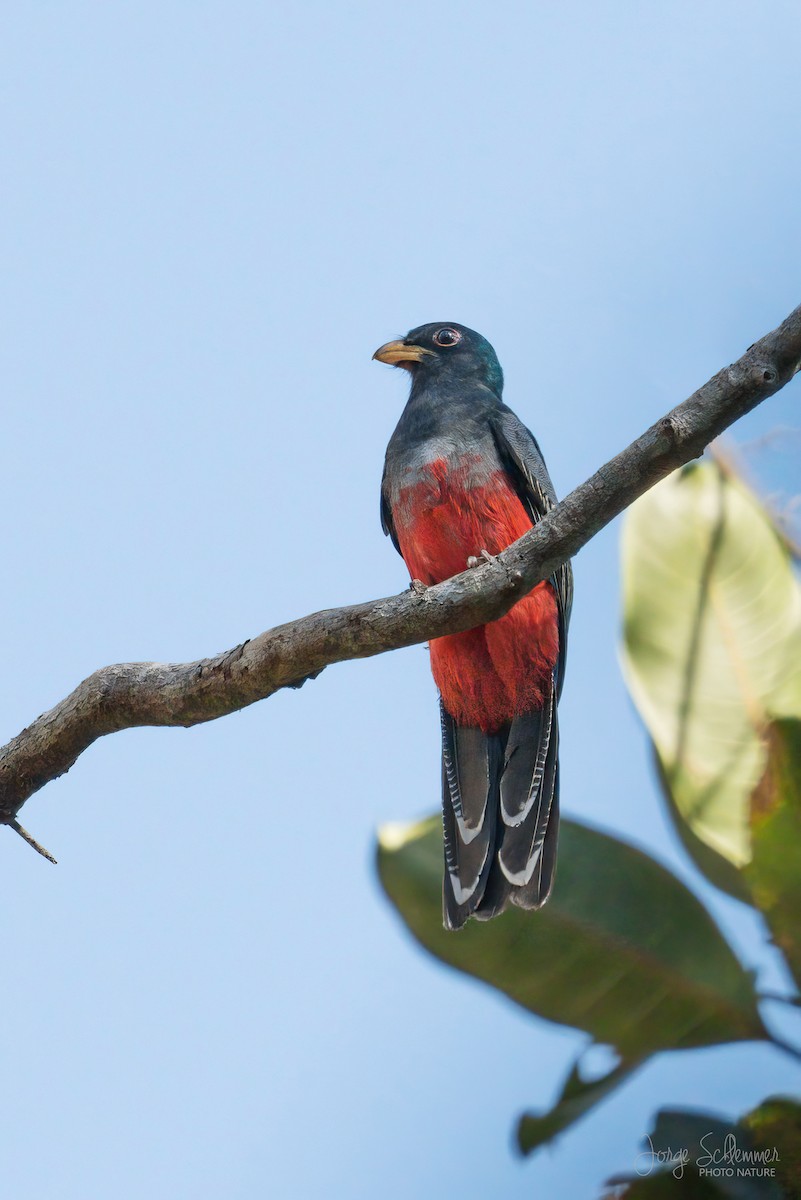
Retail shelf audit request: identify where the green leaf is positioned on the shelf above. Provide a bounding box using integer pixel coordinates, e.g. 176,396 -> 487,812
644,1109 -> 782,1200
621,462 -> 801,894
745,720 -> 801,991
652,751 -> 752,903
603,1110 -> 781,1199
377,816 -> 767,1060
604,1101 -> 799,1200
517,1053 -> 641,1155
742,1096 -> 801,1199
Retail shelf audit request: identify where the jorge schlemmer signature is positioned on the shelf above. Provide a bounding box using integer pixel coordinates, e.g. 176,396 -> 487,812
635,1132 -> 780,1180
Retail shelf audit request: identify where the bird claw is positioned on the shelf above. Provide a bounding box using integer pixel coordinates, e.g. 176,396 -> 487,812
466,549 -> 496,569
409,578 -> 428,595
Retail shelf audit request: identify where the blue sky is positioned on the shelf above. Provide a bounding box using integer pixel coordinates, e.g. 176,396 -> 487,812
2,3 -> 800,1197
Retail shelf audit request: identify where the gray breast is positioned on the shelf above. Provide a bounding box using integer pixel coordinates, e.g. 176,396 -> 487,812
384,429 -> 501,513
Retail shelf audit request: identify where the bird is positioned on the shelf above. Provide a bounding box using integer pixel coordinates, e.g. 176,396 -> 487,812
374,322 -> 572,930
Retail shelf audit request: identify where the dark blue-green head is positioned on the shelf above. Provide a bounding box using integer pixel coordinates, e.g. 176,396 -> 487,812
373,322 -> 504,397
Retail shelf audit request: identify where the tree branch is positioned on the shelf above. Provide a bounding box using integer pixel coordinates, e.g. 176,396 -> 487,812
2,305 -> 800,845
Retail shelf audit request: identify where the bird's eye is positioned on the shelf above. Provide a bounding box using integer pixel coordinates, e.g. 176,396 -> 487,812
433,327 -> 461,347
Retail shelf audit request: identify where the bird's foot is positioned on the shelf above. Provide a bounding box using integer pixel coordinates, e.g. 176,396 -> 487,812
409,578 -> 428,595
466,549 -> 496,569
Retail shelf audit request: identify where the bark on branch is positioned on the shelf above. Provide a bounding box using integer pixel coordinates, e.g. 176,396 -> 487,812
3,305 -> 801,855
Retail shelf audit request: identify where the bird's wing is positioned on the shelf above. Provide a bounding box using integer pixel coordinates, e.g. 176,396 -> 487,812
476,407 -> 571,914
489,407 -> 573,694
380,471 -> 401,555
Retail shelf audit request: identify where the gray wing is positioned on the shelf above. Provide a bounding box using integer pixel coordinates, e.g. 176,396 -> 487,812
480,407 -> 572,914
489,406 -> 573,696
380,469 -> 401,555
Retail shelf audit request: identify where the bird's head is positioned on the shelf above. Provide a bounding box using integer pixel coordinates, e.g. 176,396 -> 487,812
373,322 -> 503,396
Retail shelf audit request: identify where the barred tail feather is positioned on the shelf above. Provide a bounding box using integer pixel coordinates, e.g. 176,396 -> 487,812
441,704 -> 504,930
498,677 -> 559,909
440,675 -> 560,929
504,711 -> 559,910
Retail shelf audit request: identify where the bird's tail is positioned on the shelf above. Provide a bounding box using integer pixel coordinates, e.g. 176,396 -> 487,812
440,678 -> 559,930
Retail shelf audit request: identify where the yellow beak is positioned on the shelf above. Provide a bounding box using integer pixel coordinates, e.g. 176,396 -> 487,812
372,339 -> 434,369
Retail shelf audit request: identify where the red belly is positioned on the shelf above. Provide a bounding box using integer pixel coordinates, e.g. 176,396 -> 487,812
395,458 -> 559,733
